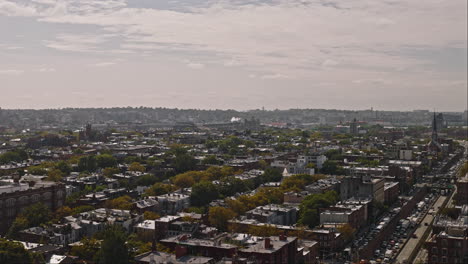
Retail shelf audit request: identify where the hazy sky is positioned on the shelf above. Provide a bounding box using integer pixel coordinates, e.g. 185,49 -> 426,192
0,0 -> 467,111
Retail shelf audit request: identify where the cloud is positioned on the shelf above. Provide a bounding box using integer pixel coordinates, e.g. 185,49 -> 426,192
186,62 -> 205,69
0,69 -> 24,75
260,73 -> 290,80
92,62 -> 116,67
322,59 -> 340,68
34,67 -> 56,72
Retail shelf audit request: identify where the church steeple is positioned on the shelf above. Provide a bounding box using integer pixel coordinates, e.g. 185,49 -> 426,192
431,112 -> 438,142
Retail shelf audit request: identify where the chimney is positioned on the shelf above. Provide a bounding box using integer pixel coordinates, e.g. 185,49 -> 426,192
175,245 -> 187,259
279,234 -> 287,241
264,237 -> 272,249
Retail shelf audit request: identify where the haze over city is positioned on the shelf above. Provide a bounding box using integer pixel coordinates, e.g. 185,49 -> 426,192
1,0 -> 467,111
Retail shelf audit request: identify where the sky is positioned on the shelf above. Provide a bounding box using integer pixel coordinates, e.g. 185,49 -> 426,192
0,0 -> 467,111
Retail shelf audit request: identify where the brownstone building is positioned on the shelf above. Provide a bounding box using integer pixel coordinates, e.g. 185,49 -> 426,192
0,177 -> 66,234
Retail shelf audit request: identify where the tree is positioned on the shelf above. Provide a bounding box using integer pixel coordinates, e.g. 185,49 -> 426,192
97,225 -> 129,264
298,191 -> 338,228
103,167 -> 120,177
0,238 -> 34,263
136,174 -> 158,186
55,161 -> 72,175
190,181 -> 220,207
173,173 -> 195,188
96,154 -> 117,168
144,183 -> 175,196
22,202 -> 51,227
78,156 -> 97,172
202,155 -> 223,165
6,217 -> 29,239
70,237 -> 100,261
128,162 -> 145,173
208,207 -> 236,231
54,206 -> 73,222
46,169 -> 63,182
143,211 -> 160,220
173,153 -> 197,174
338,224 -> 356,242
320,160 -> 344,175
105,195 -> 133,210
259,167 -> 282,183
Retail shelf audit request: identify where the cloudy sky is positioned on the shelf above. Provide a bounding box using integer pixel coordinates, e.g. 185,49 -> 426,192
0,0 -> 466,111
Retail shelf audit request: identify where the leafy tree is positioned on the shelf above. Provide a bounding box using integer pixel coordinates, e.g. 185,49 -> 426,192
208,207 -> 236,231
136,174 -> 158,186
0,149 -> 28,164
103,167 -> 120,177
96,154 -> 117,168
173,173 -> 195,188
6,217 -> 29,239
173,153 -> 197,174
105,195 -> 133,210
72,205 -> 95,215
226,198 -> 248,215
54,206 -> 73,222
324,149 -> 343,160
22,202 -> 51,227
128,162 -> 145,173
190,181 -> 220,207
298,191 -> 339,228
0,238 -> 34,263
78,156 -> 97,172
202,155 -> 223,165
46,169 -> 63,182
259,167 -> 282,183
144,183 -> 175,196
320,160 -> 344,175
97,225 -> 129,264
338,224 -> 356,242
143,211 -> 160,220
55,161 -> 72,175
218,177 -> 249,197
70,237 -> 100,261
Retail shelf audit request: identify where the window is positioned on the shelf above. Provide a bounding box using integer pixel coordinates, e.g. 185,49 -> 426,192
6,198 -> 15,207
441,239 -> 448,247
442,248 -> 447,256
432,247 -> 438,254
441,257 -> 447,263
432,256 -> 438,263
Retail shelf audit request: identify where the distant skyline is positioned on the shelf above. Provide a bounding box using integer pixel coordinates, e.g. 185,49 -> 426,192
1,0 -> 467,111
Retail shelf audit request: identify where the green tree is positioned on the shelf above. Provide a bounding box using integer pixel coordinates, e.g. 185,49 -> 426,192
320,160 -> 344,175
97,225 -> 129,264
298,191 -> 339,228
190,181 -> 220,207
78,156 -> 97,172
22,202 -> 52,227
128,162 -> 145,173
208,207 -> 236,231
103,167 -> 120,177
55,161 -> 72,175
136,174 -> 158,186
46,169 -> 63,182
0,238 -> 34,264
70,237 -> 100,261
173,153 -> 197,173
96,154 -> 117,168
144,183 -> 175,196
105,195 -> 133,210
6,217 -> 29,239
173,173 -> 195,188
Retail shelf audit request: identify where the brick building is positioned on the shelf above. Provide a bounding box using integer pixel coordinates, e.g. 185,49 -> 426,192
0,177 -> 65,234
